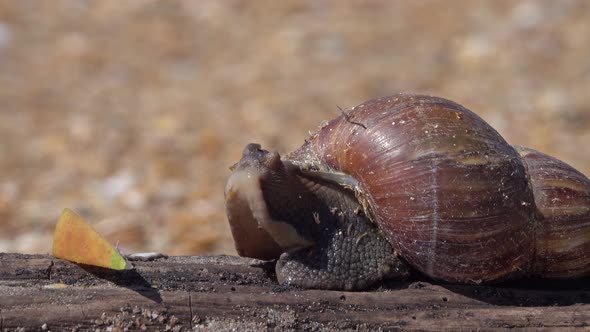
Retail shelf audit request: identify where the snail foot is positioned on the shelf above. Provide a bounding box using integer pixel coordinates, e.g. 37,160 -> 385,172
275,219 -> 409,291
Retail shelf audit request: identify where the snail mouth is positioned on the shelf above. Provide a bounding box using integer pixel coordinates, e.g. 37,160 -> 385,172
225,169 -> 312,259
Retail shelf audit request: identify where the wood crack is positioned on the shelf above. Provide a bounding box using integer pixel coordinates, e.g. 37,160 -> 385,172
46,260 -> 54,280
188,290 -> 194,329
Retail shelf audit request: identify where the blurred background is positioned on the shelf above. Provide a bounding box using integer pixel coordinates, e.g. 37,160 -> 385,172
0,1 -> 589,255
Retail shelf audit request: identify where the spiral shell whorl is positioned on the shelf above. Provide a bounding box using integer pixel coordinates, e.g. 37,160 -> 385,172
517,147 -> 590,278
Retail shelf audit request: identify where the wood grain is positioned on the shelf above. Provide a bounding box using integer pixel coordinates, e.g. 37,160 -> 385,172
1,253 -> 589,331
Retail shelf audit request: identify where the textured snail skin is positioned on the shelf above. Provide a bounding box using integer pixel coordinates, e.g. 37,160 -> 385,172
225,93 -> 590,289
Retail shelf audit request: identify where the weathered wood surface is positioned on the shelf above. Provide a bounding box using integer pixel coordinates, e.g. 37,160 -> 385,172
0,253 -> 589,331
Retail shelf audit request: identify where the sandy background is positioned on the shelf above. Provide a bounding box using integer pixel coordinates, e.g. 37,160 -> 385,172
0,1 -> 589,256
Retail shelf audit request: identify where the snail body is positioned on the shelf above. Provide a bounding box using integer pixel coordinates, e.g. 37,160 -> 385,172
225,94 -> 590,290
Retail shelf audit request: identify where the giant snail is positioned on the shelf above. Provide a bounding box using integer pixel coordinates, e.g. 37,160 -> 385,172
224,94 -> 590,290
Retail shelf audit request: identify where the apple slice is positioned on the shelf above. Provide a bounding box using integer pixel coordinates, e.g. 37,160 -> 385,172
52,208 -> 129,270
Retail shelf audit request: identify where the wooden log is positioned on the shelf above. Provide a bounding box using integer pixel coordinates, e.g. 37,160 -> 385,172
1,253 -> 589,331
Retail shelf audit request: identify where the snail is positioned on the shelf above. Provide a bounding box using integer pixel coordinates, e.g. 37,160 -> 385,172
224,93 -> 590,290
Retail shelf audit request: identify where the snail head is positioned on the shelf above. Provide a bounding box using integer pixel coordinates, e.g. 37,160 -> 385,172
224,143 -> 313,260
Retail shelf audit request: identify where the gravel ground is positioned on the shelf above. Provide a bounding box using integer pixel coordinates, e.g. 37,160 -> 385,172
0,1 -> 589,255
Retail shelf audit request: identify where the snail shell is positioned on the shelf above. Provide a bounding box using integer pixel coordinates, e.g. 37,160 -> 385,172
225,93 -> 590,286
